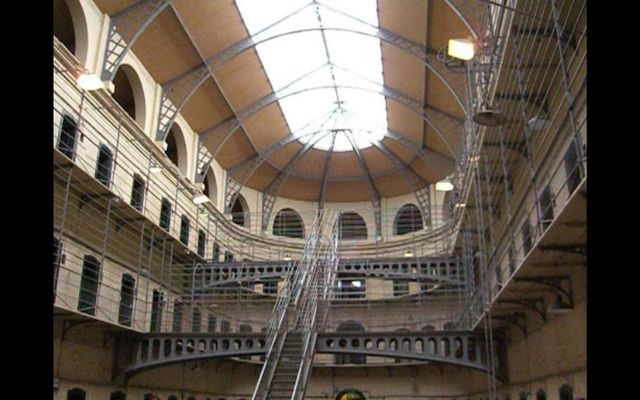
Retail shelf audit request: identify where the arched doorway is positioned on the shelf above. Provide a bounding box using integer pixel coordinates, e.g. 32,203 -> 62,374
230,194 -> 250,228
112,64 -> 146,129
203,167 -> 218,207
54,0 -> 75,53
335,320 -> 365,364
67,388 -> 86,400
53,0 -> 89,64
335,388 -> 366,400
165,124 -> 189,176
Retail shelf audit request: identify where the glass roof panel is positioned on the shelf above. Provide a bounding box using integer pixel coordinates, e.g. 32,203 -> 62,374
235,0 -> 387,152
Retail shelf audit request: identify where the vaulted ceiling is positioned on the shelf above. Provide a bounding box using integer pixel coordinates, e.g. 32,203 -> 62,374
94,0 -> 476,202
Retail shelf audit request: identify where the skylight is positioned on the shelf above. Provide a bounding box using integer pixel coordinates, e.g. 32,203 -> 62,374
235,0 -> 388,151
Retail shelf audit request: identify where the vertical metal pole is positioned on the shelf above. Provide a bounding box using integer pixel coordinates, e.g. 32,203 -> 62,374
497,126 -> 517,276
167,242 -> 175,332
511,27 -> 544,240
95,197 -> 114,319
110,111 -> 124,191
143,229 -> 156,331
133,220 -> 147,331
550,0 -> 585,178
54,165 -> 74,302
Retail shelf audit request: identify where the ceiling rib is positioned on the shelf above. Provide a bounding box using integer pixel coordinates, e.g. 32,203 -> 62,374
155,19 -> 468,142
197,81 -> 461,163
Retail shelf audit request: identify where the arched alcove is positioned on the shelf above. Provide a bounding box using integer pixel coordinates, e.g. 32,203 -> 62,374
110,390 -> 126,400
273,208 -> 305,238
394,204 -> 424,235
203,167 -> 218,206
54,0 -> 89,65
54,0 -> 75,53
558,385 -> 573,400
165,123 -> 189,177
335,320 -> 366,364
338,212 -> 367,240
230,194 -> 250,228
112,64 -> 147,129
67,388 -> 86,400
335,388 -> 367,400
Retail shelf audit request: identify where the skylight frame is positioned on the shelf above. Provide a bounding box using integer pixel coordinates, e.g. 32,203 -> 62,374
235,0 -> 388,152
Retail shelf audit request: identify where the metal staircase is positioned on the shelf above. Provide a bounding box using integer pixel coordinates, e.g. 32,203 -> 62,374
251,210 -> 340,400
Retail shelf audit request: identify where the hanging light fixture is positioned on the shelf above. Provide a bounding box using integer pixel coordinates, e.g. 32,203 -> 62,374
473,109 -> 507,127
436,179 -> 454,192
447,38 -> 475,60
192,194 -> 209,205
77,72 -> 104,90
77,72 -> 115,92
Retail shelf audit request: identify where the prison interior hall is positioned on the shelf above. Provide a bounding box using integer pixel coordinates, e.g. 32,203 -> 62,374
53,0 -> 586,399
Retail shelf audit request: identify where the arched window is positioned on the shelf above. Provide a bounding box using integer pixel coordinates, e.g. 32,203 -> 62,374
335,320 -> 365,364
143,393 -> 158,400
110,390 -> 126,400
78,255 -> 100,315
112,65 -> 146,128
57,115 -> 78,160
95,144 -> 114,187
272,208 -> 305,238
230,194 -> 249,228
67,388 -> 86,400
187,396 -> 196,400
54,0 -> 76,53
168,396 -> 178,400
192,308 -> 202,333
394,204 -> 424,235
338,212 -> 367,240
558,385 -> 573,400
519,391 -> 529,400
536,389 -> 547,400
118,273 -> 136,327
150,289 -> 164,332
173,300 -> 183,333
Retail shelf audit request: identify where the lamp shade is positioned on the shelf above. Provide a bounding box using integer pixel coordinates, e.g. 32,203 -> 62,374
436,180 -> 454,192
77,73 -> 104,90
448,38 -> 475,60
192,194 -> 209,205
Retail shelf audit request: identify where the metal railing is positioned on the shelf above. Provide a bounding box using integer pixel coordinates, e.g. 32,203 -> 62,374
291,211 -> 341,399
